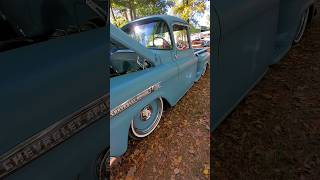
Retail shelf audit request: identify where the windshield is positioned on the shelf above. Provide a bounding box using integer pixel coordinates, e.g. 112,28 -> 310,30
123,21 -> 172,50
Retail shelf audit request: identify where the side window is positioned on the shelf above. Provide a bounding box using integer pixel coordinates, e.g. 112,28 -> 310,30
147,22 -> 172,49
173,24 -> 190,50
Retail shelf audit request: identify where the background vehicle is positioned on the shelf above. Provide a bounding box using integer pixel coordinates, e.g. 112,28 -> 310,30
191,31 -> 210,48
110,15 -> 209,163
0,1 -> 107,179
212,0 -> 317,130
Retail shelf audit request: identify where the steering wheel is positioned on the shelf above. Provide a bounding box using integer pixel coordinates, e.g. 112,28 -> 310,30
154,37 -> 170,49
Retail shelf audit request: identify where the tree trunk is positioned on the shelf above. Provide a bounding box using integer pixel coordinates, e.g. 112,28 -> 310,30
110,5 -> 118,27
122,9 -> 129,22
185,0 -> 190,23
127,1 -> 135,21
132,7 -> 137,20
130,9 -> 134,21
126,9 -> 132,21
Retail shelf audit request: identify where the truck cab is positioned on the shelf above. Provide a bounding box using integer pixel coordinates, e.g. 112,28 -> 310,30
110,15 -> 209,163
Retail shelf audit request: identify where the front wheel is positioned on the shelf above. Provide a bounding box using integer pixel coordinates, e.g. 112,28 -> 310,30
294,7 -> 310,43
129,98 -> 163,139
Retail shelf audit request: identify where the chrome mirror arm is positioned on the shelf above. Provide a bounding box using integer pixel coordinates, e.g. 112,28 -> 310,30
136,56 -> 146,70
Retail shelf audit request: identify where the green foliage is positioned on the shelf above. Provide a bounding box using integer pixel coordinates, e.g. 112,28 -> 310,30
110,0 -> 208,28
110,0 -> 173,26
189,25 -> 201,34
137,0 -> 173,17
171,0 -> 207,25
111,15 -> 128,28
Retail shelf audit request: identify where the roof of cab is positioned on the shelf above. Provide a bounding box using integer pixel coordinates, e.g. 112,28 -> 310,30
123,15 -> 188,28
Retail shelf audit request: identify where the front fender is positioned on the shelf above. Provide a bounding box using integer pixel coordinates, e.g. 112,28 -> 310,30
110,90 -> 166,157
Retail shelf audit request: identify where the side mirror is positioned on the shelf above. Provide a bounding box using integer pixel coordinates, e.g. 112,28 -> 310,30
136,56 -> 150,69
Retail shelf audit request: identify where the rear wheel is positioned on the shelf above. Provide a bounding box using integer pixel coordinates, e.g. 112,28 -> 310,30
129,98 -> 163,139
294,7 -> 310,43
202,63 -> 208,76
96,149 -> 109,180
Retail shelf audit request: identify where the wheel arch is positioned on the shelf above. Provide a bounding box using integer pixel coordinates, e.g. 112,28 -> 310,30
161,96 -> 172,110
307,3 -> 317,24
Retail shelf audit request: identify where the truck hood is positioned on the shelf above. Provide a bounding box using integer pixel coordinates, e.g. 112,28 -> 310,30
110,24 -> 156,64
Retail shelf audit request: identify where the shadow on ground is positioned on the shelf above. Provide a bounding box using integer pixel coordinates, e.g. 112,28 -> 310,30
212,5 -> 320,180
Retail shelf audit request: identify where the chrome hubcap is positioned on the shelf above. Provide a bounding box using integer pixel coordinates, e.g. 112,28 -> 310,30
140,105 -> 153,121
131,98 -> 163,138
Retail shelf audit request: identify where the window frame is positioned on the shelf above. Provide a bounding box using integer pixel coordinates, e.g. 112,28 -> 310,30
122,20 -> 174,51
172,23 -> 191,51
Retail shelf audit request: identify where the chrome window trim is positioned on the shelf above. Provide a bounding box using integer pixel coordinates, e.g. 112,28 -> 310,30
172,23 -> 191,51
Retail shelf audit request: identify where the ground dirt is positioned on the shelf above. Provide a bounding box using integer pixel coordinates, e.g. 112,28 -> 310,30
111,69 -> 210,179
212,3 -> 320,180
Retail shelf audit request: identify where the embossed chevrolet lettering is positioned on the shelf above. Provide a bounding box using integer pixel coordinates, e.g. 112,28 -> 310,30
110,83 -> 161,118
0,95 -> 108,179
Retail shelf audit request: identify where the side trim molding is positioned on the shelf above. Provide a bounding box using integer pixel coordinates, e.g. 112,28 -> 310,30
0,94 -> 108,178
110,82 -> 161,118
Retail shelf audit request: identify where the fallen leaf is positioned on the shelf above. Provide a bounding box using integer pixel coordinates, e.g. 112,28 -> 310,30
125,176 -> 134,180
188,149 -> 195,154
203,168 -> 209,176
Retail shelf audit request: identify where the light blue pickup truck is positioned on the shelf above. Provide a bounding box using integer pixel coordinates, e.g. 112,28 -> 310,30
110,15 -> 210,163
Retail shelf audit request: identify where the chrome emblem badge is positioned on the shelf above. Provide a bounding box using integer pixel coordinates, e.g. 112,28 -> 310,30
110,82 -> 161,118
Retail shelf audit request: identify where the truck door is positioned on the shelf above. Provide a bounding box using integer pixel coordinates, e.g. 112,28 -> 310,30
172,24 -> 197,93
0,28 -> 107,180
212,0 -> 280,129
